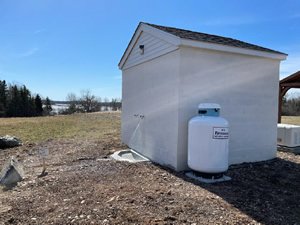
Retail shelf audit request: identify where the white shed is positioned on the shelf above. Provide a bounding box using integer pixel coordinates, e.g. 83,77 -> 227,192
118,22 -> 287,171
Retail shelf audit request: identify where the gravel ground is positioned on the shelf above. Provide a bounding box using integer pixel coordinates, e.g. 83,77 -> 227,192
0,138 -> 299,225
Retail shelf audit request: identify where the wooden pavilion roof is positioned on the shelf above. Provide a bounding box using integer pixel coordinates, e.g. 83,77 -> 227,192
280,71 -> 300,87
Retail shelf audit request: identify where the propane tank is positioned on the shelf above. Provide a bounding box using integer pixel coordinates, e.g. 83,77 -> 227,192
188,103 -> 229,177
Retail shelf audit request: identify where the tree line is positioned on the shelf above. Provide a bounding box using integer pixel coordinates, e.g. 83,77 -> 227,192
282,95 -> 300,116
0,80 -> 52,117
60,90 -> 121,114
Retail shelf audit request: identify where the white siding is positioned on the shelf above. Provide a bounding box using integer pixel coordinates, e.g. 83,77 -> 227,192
177,46 -> 280,169
122,50 -> 180,170
123,31 -> 178,70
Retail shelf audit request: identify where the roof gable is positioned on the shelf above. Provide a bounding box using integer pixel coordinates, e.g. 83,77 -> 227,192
118,23 -> 181,69
121,26 -> 178,70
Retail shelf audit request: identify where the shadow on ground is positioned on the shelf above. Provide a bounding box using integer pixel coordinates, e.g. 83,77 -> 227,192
168,155 -> 300,225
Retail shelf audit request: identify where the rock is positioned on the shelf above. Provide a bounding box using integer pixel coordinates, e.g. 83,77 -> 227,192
106,196 -> 119,203
0,157 -> 24,187
102,219 -> 109,224
7,218 -> 14,223
0,135 -> 22,149
0,205 -> 12,213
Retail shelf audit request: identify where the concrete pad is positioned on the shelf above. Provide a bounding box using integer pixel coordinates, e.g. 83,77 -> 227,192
111,149 -> 149,163
277,145 -> 300,155
185,171 -> 231,184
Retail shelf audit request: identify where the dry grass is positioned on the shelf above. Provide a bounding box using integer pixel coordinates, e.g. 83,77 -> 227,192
281,116 -> 300,125
0,112 -> 121,143
1,114 -> 298,144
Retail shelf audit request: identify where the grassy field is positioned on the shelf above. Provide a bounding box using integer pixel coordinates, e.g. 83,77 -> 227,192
281,116 -> 300,125
0,114 -> 296,144
0,112 -> 121,143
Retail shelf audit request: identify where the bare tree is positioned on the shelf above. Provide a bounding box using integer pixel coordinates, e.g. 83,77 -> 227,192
103,97 -> 109,111
79,90 -> 99,112
97,97 -> 102,111
66,93 -> 78,114
111,98 -> 118,111
116,98 -> 122,110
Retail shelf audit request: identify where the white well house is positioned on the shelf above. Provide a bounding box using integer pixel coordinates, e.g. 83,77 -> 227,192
118,22 -> 287,171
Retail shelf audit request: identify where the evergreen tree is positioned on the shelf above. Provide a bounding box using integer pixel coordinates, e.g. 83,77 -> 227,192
35,94 -> 43,116
19,85 -> 31,116
0,80 -> 7,117
44,97 -> 52,115
28,96 -> 36,116
7,85 -> 22,117
0,81 -> 45,117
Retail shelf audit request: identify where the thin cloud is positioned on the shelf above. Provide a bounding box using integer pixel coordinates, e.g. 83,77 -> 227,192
14,47 -> 39,58
201,15 -> 284,27
290,14 -> 300,19
280,54 -> 300,79
201,16 -> 264,26
113,75 -> 122,80
34,29 -> 46,34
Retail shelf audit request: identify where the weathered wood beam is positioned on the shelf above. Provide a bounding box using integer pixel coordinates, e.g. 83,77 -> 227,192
280,82 -> 300,87
278,85 -> 283,123
278,86 -> 291,123
280,87 -> 290,98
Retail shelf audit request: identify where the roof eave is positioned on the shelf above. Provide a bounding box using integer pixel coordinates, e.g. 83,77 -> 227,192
180,38 -> 288,61
118,22 -> 143,70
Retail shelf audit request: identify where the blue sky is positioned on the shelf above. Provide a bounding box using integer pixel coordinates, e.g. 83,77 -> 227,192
0,0 -> 299,100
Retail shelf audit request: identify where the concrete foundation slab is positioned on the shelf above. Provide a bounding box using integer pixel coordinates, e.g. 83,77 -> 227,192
111,149 -> 149,163
185,171 -> 231,184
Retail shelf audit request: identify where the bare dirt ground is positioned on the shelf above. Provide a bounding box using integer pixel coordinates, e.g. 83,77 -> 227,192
0,113 -> 300,225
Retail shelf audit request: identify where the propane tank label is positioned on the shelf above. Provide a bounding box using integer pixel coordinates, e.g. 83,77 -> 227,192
213,127 -> 229,139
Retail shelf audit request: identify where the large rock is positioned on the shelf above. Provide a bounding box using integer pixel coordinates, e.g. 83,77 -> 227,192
0,135 -> 22,149
0,157 -> 24,187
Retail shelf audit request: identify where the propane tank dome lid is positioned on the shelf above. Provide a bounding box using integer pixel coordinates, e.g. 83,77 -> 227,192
198,103 -> 221,110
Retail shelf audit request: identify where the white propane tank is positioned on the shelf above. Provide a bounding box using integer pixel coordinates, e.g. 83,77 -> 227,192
188,103 -> 229,175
